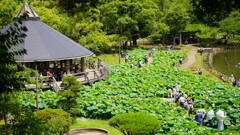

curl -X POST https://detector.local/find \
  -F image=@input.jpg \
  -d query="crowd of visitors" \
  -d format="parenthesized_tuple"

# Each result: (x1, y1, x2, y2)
(167, 84, 194, 114)
(125, 48, 156, 69)
(166, 84, 227, 130)
(42, 58, 106, 82)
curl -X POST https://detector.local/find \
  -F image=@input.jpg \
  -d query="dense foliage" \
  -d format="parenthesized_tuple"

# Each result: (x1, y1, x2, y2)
(19, 90, 60, 109)
(1, 0, 239, 50)
(35, 108, 72, 135)
(0, 14, 28, 134)
(109, 112, 160, 135)
(19, 49, 240, 133)
(191, 0, 240, 25)
(58, 76, 82, 115)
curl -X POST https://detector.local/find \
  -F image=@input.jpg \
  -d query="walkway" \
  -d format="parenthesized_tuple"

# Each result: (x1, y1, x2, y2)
(179, 46, 197, 70)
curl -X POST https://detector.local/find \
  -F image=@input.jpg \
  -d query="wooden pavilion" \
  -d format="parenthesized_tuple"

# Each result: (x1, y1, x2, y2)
(1, 3, 108, 88)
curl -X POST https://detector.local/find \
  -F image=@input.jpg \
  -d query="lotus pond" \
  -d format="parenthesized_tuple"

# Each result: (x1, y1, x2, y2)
(19, 49, 240, 134)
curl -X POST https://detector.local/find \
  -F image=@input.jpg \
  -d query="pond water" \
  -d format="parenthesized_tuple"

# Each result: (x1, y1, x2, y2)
(213, 48, 240, 80)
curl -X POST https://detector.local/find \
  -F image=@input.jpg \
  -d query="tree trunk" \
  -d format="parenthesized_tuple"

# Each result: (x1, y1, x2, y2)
(162, 34, 166, 45)
(179, 32, 182, 45)
(3, 111, 8, 135)
(173, 35, 176, 45)
(123, 41, 128, 49)
(130, 41, 133, 47)
(3, 95, 8, 135)
(133, 39, 137, 46)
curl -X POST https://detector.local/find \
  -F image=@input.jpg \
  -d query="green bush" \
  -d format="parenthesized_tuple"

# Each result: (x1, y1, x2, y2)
(148, 33, 162, 43)
(35, 108, 72, 135)
(109, 112, 160, 135)
(199, 39, 212, 47)
(11, 110, 45, 135)
(60, 76, 82, 89)
(58, 76, 81, 115)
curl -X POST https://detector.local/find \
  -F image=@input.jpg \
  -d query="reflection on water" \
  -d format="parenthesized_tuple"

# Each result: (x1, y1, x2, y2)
(213, 49, 240, 80)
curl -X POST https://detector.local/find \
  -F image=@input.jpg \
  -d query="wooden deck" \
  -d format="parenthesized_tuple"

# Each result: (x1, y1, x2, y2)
(26, 66, 109, 91)
(75, 67, 109, 84)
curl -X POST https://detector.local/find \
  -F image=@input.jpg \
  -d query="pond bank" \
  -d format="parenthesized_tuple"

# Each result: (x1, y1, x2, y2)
(206, 46, 240, 80)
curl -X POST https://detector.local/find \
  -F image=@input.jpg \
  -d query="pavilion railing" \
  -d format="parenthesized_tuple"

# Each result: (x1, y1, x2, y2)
(25, 66, 109, 91)
(73, 66, 109, 84)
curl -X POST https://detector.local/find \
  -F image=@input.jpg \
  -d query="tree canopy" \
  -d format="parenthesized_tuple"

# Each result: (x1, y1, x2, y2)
(0, 0, 239, 52)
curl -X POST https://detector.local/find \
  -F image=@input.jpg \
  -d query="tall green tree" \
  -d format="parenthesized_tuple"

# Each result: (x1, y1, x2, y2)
(57, 76, 82, 116)
(191, 0, 240, 25)
(0, 15, 27, 134)
(219, 11, 240, 44)
(0, 0, 19, 28)
(163, 0, 191, 44)
(100, 0, 167, 46)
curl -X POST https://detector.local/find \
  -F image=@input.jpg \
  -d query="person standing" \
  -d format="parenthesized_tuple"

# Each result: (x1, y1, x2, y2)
(198, 68, 202, 75)
(179, 58, 183, 64)
(168, 87, 173, 98)
(207, 110, 215, 127)
(195, 111, 204, 126)
(137, 60, 143, 68)
(93, 61, 97, 70)
(229, 74, 235, 85)
(179, 95, 185, 108)
(130, 64, 135, 69)
(237, 80, 240, 88)
(196, 108, 206, 125)
(125, 55, 129, 63)
(144, 55, 149, 64)
(216, 110, 226, 130)
(148, 49, 152, 57)
(188, 102, 194, 114)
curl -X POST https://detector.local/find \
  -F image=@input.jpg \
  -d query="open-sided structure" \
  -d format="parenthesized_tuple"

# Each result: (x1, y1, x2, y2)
(1, 3, 107, 85)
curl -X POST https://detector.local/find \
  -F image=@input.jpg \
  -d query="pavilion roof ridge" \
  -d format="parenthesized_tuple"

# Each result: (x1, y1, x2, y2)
(15, 2, 40, 20)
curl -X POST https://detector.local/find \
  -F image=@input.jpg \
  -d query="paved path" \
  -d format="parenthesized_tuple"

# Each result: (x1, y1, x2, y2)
(179, 46, 197, 70)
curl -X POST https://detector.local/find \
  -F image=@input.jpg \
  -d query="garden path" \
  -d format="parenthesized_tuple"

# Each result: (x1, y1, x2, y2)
(179, 46, 198, 69)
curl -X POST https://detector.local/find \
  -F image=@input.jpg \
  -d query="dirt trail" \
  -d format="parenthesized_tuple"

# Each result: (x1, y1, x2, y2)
(179, 46, 197, 70)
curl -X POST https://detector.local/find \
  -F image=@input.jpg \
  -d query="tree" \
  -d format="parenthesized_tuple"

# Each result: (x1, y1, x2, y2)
(219, 11, 240, 44)
(191, 0, 240, 25)
(185, 24, 221, 46)
(57, 76, 82, 115)
(0, 14, 28, 133)
(100, 0, 167, 46)
(0, 0, 18, 28)
(163, 0, 191, 45)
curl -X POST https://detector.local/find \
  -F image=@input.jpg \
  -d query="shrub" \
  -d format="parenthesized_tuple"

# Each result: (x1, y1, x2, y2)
(11, 110, 45, 135)
(60, 76, 82, 89)
(148, 33, 162, 44)
(58, 76, 82, 115)
(109, 112, 160, 135)
(35, 108, 72, 135)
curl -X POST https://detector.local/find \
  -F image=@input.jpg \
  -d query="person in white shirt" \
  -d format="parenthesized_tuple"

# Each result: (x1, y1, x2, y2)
(207, 110, 215, 127)
(179, 95, 185, 108)
(216, 110, 226, 130)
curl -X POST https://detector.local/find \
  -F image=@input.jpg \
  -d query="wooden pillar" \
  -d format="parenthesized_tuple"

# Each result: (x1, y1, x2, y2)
(60, 60, 63, 70)
(70, 59, 73, 71)
(81, 57, 86, 72)
(179, 32, 182, 45)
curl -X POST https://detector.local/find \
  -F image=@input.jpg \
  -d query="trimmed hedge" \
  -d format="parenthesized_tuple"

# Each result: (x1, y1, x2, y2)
(109, 112, 160, 135)
(35, 108, 72, 135)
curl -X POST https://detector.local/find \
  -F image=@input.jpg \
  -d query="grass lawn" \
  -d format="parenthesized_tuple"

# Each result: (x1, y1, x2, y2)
(186, 53, 220, 80)
(177, 45, 220, 80)
(70, 118, 123, 135)
(98, 54, 124, 65)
